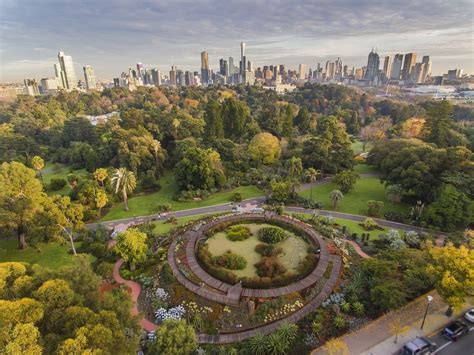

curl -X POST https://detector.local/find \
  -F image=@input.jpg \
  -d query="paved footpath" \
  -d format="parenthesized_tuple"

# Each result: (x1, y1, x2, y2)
(312, 292, 472, 355)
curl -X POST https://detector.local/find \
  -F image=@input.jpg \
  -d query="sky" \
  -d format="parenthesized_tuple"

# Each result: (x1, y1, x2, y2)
(0, 0, 473, 82)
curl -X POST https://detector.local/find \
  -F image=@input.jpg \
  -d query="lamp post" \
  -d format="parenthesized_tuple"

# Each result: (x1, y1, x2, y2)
(421, 295, 434, 330)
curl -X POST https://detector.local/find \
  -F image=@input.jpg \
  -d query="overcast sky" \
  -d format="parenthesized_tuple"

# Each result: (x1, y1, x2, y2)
(0, 0, 473, 82)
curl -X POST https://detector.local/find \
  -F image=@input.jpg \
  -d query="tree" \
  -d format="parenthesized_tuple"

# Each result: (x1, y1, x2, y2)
(359, 117, 392, 151)
(330, 190, 343, 209)
(389, 317, 409, 344)
(151, 319, 197, 355)
(34, 279, 75, 311)
(204, 99, 224, 139)
(111, 168, 136, 211)
(332, 170, 359, 193)
(294, 106, 313, 133)
(427, 243, 474, 311)
(400, 117, 425, 139)
(113, 228, 148, 271)
(248, 132, 281, 165)
(30, 155, 44, 180)
(4, 322, 43, 354)
(367, 200, 384, 217)
(93, 168, 108, 187)
(270, 180, 293, 203)
(325, 338, 349, 355)
(422, 184, 473, 232)
(174, 147, 226, 190)
(422, 100, 453, 147)
(0, 162, 46, 249)
(95, 189, 108, 216)
(305, 167, 321, 201)
(385, 184, 403, 203)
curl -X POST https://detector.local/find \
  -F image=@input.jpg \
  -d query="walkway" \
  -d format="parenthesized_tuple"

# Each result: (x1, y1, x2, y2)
(112, 259, 157, 332)
(344, 239, 371, 259)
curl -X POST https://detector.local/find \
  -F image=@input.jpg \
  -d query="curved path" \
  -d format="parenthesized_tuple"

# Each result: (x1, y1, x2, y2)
(344, 240, 371, 259)
(112, 259, 157, 332)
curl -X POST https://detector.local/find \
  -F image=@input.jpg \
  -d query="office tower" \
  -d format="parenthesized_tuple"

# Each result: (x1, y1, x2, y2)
(136, 62, 144, 78)
(335, 57, 343, 78)
(383, 56, 392, 78)
(228, 56, 235, 75)
(410, 63, 425, 84)
(40, 78, 59, 94)
(201, 51, 210, 85)
(447, 69, 463, 79)
(24, 79, 40, 96)
(53, 63, 64, 89)
(57, 51, 77, 90)
(364, 49, 380, 83)
(390, 54, 403, 80)
(83, 65, 96, 90)
(219, 58, 229, 77)
(247, 60, 253, 72)
(240, 42, 245, 61)
(240, 42, 246, 76)
(298, 64, 306, 80)
(151, 69, 161, 86)
(402, 53, 417, 81)
(325, 61, 335, 80)
(113, 78, 120, 88)
(343, 65, 348, 78)
(355, 68, 364, 80)
(169, 65, 177, 86)
(421, 56, 431, 83)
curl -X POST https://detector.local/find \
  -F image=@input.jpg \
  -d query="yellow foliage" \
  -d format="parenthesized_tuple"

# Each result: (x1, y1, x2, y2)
(325, 338, 349, 355)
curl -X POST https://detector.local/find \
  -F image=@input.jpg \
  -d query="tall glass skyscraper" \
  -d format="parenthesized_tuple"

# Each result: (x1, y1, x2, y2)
(57, 51, 77, 90)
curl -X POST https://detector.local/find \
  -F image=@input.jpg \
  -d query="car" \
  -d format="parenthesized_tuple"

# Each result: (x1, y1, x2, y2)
(251, 207, 264, 213)
(442, 320, 469, 341)
(464, 308, 474, 323)
(399, 337, 436, 355)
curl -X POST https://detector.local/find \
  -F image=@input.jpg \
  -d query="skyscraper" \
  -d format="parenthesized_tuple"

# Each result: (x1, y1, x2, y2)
(151, 68, 161, 86)
(298, 64, 306, 80)
(57, 51, 77, 90)
(169, 65, 177, 86)
(83, 65, 96, 90)
(201, 51, 210, 85)
(390, 54, 404, 80)
(240, 42, 245, 61)
(240, 42, 246, 76)
(219, 58, 228, 77)
(402, 53, 417, 81)
(383, 56, 392, 78)
(364, 49, 380, 83)
(421, 56, 432, 83)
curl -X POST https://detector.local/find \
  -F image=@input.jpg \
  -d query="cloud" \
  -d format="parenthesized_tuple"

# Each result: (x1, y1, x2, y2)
(0, 0, 472, 81)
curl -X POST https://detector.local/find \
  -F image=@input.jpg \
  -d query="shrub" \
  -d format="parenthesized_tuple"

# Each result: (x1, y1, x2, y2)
(49, 178, 67, 191)
(361, 218, 382, 231)
(212, 251, 247, 270)
(96, 261, 114, 281)
(384, 211, 407, 223)
(404, 231, 421, 248)
(257, 227, 289, 244)
(352, 301, 365, 316)
(226, 225, 252, 241)
(255, 243, 282, 257)
(333, 314, 346, 329)
(231, 192, 243, 202)
(255, 257, 287, 278)
(367, 200, 384, 217)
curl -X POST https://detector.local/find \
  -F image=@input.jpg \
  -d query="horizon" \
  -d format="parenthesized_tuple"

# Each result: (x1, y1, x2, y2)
(0, 0, 473, 82)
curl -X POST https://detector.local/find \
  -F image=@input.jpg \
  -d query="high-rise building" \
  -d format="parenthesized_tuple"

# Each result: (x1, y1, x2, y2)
(24, 79, 40, 96)
(151, 69, 161, 86)
(402, 53, 417, 81)
(390, 54, 404, 80)
(201, 51, 210, 85)
(298, 64, 306, 80)
(383, 56, 392, 78)
(83, 65, 96, 90)
(219, 58, 229, 77)
(410, 63, 425, 84)
(229, 57, 236, 75)
(169, 65, 177, 86)
(240, 42, 245, 61)
(364, 49, 380, 83)
(57, 51, 77, 90)
(240, 42, 246, 75)
(136, 63, 144, 79)
(53, 63, 64, 89)
(421, 56, 431, 83)
(40, 78, 59, 94)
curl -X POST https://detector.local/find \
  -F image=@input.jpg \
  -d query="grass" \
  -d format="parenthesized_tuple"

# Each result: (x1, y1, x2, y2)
(299, 176, 410, 218)
(41, 162, 88, 195)
(151, 213, 212, 235)
(351, 140, 372, 155)
(333, 218, 387, 241)
(354, 163, 379, 175)
(0, 239, 94, 269)
(101, 171, 263, 221)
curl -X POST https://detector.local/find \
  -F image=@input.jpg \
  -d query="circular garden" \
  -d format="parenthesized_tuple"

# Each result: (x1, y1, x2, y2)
(197, 220, 319, 288)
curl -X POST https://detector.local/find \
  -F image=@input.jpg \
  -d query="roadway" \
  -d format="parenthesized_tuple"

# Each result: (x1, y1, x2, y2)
(429, 320, 474, 355)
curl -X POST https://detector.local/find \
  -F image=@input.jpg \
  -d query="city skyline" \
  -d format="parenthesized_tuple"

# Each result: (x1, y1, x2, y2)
(1, 0, 473, 82)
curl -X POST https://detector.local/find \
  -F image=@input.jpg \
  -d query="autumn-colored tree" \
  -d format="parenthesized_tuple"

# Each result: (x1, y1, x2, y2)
(150, 319, 197, 355)
(359, 117, 392, 151)
(95, 189, 108, 216)
(401, 117, 425, 139)
(113, 228, 148, 270)
(93, 168, 108, 187)
(111, 168, 136, 211)
(248, 132, 281, 165)
(30, 155, 44, 180)
(427, 243, 474, 311)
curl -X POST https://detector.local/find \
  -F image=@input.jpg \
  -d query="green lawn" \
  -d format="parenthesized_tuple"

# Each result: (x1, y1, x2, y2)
(354, 163, 379, 175)
(41, 162, 88, 195)
(0, 240, 94, 269)
(101, 171, 263, 221)
(299, 176, 410, 218)
(351, 140, 372, 155)
(333, 218, 387, 241)
(151, 213, 213, 235)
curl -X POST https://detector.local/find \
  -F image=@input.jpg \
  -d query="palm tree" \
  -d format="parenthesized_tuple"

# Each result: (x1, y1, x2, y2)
(111, 168, 137, 211)
(306, 168, 321, 201)
(329, 189, 344, 209)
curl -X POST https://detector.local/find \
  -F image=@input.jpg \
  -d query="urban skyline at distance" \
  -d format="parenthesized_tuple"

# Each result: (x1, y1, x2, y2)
(1, 0, 473, 82)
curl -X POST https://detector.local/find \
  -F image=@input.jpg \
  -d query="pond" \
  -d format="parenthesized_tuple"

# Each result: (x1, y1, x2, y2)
(205, 223, 310, 278)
